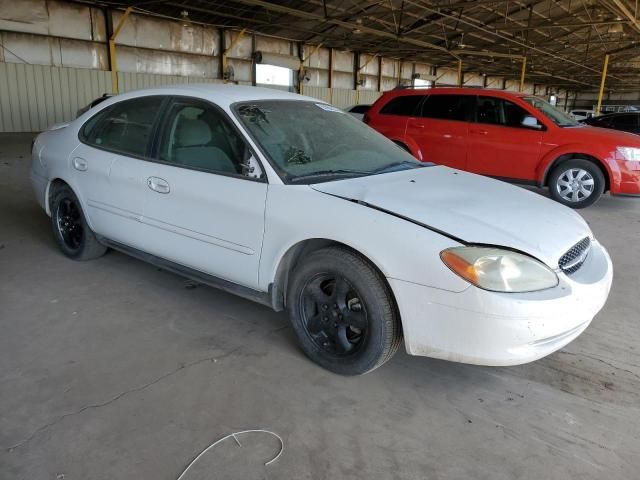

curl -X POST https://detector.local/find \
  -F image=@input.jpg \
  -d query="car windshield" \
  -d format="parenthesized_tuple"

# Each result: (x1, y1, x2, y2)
(234, 100, 425, 183)
(522, 96, 578, 127)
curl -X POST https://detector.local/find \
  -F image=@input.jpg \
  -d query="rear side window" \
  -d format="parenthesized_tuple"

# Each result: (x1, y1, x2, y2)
(379, 95, 423, 116)
(476, 97, 532, 128)
(421, 95, 474, 122)
(81, 96, 164, 157)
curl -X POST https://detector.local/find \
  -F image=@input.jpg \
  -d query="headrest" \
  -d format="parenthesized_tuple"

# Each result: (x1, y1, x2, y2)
(175, 119, 212, 147)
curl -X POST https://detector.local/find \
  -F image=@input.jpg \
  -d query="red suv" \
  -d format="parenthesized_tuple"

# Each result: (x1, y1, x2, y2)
(365, 87, 640, 208)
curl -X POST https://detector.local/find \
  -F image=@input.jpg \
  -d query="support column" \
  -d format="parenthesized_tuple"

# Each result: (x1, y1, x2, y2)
(457, 59, 463, 87)
(108, 6, 133, 94)
(596, 54, 609, 117)
(519, 57, 527, 92)
(328, 47, 334, 104)
(222, 29, 246, 83)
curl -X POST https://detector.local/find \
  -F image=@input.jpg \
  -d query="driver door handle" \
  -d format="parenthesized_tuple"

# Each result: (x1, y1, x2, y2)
(470, 129, 489, 135)
(147, 177, 170, 194)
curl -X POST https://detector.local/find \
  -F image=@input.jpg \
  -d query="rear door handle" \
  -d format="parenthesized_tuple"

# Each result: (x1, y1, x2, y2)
(147, 176, 170, 194)
(72, 157, 88, 171)
(470, 129, 488, 135)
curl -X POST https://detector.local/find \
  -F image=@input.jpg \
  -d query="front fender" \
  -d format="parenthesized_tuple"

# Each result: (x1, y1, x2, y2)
(535, 143, 619, 188)
(259, 185, 469, 294)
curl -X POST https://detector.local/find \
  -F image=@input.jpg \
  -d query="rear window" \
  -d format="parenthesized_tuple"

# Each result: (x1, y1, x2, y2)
(379, 95, 423, 116)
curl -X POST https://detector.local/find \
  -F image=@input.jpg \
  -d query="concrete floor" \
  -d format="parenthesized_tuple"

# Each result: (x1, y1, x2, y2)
(1, 132, 639, 480)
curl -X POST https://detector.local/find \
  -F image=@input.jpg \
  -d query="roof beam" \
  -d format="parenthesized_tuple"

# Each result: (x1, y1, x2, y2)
(224, 0, 456, 56)
(494, 20, 629, 31)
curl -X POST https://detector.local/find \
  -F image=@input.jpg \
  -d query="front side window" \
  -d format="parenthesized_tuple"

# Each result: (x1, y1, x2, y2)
(421, 94, 474, 122)
(234, 100, 424, 184)
(81, 96, 164, 157)
(476, 97, 535, 128)
(379, 95, 424, 116)
(158, 100, 261, 179)
(523, 96, 577, 127)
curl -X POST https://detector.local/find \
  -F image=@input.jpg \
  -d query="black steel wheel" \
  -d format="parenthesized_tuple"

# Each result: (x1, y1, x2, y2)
(55, 197, 83, 251)
(50, 183, 107, 260)
(300, 273, 368, 357)
(287, 247, 402, 375)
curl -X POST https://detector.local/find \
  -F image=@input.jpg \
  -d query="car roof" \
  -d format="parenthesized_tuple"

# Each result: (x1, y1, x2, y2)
(386, 87, 530, 98)
(597, 111, 639, 118)
(107, 83, 318, 108)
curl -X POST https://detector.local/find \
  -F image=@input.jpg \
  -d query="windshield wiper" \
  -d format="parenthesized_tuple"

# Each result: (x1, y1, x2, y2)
(373, 161, 426, 173)
(289, 169, 372, 183)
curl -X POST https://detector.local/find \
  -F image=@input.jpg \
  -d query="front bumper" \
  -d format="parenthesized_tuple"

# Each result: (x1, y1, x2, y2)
(390, 239, 613, 366)
(612, 161, 640, 195)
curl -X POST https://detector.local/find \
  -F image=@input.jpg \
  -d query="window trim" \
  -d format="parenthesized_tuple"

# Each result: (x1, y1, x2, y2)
(78, 94, 267, 184)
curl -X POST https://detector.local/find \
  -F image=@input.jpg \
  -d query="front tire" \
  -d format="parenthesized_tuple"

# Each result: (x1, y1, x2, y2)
(548, 159, 605, 209)
(286, 247, 402, 375)
(50, 184, 107, 260)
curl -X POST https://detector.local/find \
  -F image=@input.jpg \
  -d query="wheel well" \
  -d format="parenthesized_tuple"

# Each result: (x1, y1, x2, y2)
(47, 178, 68, 213)
(270, 239, 398, 315)
(393, 140, 410, 153)
(544, 154, 610, 192)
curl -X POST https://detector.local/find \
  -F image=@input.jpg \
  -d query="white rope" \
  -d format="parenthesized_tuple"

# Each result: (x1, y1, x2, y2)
(176, 429, 283, 480)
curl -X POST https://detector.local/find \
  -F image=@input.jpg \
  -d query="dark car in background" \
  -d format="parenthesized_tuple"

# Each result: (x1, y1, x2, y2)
(583, 112, 640, 135)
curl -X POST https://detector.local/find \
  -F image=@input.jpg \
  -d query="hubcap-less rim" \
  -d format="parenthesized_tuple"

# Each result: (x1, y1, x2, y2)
(56, 198, 83, 250)
(299, 274, 368, 356)
(556, 168, 595, 203)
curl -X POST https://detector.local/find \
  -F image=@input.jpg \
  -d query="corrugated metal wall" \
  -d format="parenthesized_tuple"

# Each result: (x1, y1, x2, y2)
(0, 61, 383, 132)
(116, 71, 225, 93)
(0, 62, 111, 132)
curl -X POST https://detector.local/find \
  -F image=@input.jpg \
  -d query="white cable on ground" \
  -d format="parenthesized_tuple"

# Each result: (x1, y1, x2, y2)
(176, 429, 284, 480)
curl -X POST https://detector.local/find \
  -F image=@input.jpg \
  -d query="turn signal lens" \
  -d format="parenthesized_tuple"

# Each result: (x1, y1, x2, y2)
(440, 246, 559, 293)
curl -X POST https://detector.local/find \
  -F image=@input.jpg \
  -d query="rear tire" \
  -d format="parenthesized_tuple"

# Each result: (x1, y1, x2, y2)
(548, 159, 605, 209)
(286, 247, 402, 375)
(50, 184, 107, 260)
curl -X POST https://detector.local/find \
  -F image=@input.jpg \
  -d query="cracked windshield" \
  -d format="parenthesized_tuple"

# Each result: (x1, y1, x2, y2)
(235, 100, 425, 183)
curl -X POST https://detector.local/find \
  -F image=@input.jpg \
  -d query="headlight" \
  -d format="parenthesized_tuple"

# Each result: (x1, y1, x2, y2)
(440, 247, 558, 293)
(617, 146, 640, 162)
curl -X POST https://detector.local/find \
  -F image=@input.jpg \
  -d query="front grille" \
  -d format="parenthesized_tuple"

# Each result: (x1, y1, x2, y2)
(558, 237, 591, 275)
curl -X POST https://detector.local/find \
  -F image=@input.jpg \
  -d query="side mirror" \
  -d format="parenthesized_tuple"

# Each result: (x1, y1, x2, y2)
(521, 115, 543, 130)
(241, 154, 264, 180)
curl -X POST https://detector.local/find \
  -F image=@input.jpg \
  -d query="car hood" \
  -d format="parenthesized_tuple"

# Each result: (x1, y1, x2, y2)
(310, 166, 592, 268)
(565, 124, 640, 144)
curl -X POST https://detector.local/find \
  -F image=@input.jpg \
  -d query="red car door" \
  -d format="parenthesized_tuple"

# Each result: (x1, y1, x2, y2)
(405, 93, 474, 170)
(466, 96, 544, 180)
(370, 94, 426, 147)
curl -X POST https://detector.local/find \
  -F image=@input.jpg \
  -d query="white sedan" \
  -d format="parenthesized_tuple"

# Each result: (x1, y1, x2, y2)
(30, 85, 613, 375)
